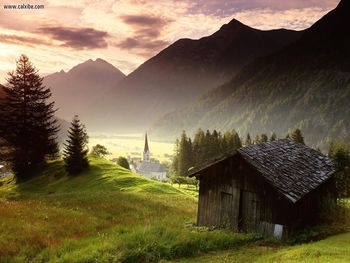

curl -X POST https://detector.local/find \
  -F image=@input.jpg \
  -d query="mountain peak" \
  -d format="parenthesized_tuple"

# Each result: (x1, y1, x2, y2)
(67, 59, 125, 78)
(227, 18, 246, 27)
(336, 0, 349, 9)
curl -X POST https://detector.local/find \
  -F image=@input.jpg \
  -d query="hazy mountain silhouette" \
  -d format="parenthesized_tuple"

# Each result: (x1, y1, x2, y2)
(152, 0, 350, 150)
(44, 58, 125, 126)
(98, 19, 301, 132)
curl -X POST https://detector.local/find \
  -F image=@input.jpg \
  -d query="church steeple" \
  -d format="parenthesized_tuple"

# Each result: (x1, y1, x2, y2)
(143, 133, 150, 161)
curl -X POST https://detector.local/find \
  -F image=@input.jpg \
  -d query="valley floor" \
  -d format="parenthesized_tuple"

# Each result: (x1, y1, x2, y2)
(0, 157, 349, 262)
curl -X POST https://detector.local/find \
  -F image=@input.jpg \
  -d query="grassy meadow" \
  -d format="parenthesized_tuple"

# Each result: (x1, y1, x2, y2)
(0, 157, 258, 262)
(0, 157, 349, 262)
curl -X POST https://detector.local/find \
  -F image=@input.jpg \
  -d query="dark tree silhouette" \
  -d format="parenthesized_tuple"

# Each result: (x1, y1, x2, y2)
(63, 115, 89, 174)
(117, 157, 130, 170)
(291, 129, 305, 144)
(0, 55, 59, 179)
(91, 144, 110, 158)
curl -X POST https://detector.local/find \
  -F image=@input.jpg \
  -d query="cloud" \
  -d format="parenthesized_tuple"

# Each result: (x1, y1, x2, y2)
(187, 0, 338, 16)
(116, 14, 171, 55)
(39, 26, 109, 49)
(0, 34, 52, 47)
(117, 37, 168, 51)
(232, 7, 330, 30)
(120, 14, 168, 27)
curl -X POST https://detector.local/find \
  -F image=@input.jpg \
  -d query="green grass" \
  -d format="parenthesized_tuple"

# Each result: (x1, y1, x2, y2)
(175, 232, 350, 263)
(1, 158, 349, 262)
(0, 157, 258, 262)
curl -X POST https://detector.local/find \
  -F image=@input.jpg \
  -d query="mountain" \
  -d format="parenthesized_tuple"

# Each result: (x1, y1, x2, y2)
(0, 84, 4, 98)
(101, 20, 301, 132)
(44, 58, 125, 126)
(151, 0, 350, 150)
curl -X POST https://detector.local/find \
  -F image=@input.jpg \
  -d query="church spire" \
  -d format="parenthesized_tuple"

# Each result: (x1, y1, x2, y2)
(143, 133, 150, 161)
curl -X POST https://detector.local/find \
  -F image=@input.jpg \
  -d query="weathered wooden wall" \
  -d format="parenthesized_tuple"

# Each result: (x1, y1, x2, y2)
(196, 153, 334, 237)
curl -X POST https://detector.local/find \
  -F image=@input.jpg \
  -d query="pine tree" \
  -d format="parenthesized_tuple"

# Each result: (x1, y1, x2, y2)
(254, 135, 261, 144)
(260, 134, 268, 143)
(270, 132, 277, 141)
(245, 133, 252, 146)
(192, 129, 205, 166)
(291, 129, 305, 144)
(171, 138, 180, 176)
(178, 131, 193, 176)
(232, 129, 242, 149)
(0, 55, 59, 178)
(63, 116, 89, 174)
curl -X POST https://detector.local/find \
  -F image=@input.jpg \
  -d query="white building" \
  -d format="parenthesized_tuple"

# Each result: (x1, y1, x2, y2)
(136, 133, 167, 181)
(0, 163, 8, 178)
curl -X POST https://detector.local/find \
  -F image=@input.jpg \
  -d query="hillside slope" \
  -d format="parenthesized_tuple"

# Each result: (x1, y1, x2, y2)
(97, 20, 301, 132)
(0, 157, 258, 262)
(152, 0, 350, 150)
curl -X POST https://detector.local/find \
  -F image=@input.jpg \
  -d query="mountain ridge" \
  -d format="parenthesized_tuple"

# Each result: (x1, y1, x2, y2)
(44, 58, 125, 126)
(98, 18, 302, 132)
(151, 0, 350, 150)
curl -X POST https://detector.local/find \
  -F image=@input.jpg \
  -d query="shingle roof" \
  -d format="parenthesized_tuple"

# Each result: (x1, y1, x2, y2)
(240, 139, 336, 202)
(190, 139, 335, 203)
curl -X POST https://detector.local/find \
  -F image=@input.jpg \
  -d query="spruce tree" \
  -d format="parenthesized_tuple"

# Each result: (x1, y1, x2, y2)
(193, 129, 205, 166)
(270, 133, 277, 141)
(178, 131, 193, 176)
(0, 55, 59, 178)
(260, 134, 268, 143)
(291, 129, 305, 144)
(232, 129, 242, 149)
(245, 133, 252, 146)
(63, 116, 89, 174)
(254, 135, 261, 144)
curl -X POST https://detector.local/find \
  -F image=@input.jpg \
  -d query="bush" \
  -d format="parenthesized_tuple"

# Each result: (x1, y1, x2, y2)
(169, 175, 198, 189)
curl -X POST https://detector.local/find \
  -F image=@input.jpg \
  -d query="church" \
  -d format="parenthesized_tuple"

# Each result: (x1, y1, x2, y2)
(136, 134, 167, 181)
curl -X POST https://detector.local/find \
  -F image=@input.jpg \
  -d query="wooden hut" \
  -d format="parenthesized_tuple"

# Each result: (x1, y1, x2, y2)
(189, 139, 336, 238)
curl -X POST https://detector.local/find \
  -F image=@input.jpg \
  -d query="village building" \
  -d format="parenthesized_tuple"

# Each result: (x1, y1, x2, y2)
(189, 139, 336, 238)
(0, 163, 9, 179)
(136, 133, 167, 181)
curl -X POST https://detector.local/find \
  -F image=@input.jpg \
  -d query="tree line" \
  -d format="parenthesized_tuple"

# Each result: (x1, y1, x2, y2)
(0, 55, 90, 180)
(171, 128, 305, 177)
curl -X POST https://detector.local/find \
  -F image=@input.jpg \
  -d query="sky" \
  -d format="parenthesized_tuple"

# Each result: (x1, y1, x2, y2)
(0, 0, 340, 83)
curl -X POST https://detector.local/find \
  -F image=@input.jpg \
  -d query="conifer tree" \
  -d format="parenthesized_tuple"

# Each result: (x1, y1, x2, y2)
(193, 129, 205, 166)
(260, 134, 268, 143)
(270, 132, 277, 141)
(171, 138, 180, 176)
(291, 129, 305, 144)
(178, 131, 193, 176)
(63, 116, 89, 174)
(232, 129, 242, 149)
(245, 133, 252, 146)
(0, 55, 59, 178)
(254, 135, 261, 144)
